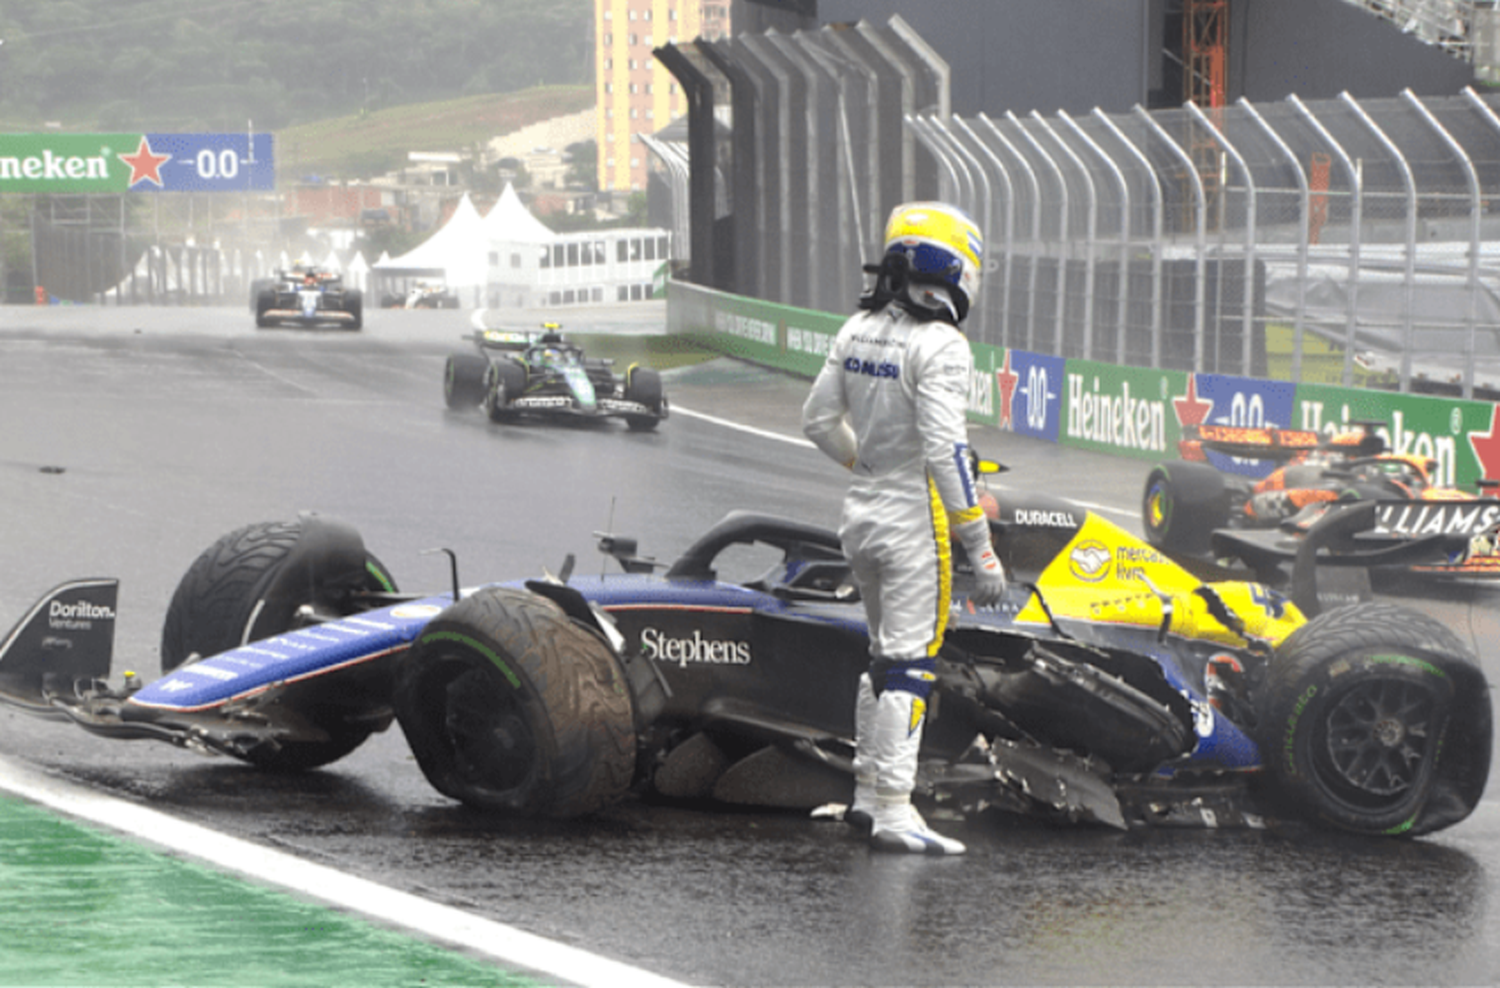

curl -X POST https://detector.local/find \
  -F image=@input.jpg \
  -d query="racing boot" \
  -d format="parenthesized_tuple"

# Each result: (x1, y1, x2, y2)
(869, 801, 966, 856)
(864, 683, 965, 856)
(846, 673, 878, 835)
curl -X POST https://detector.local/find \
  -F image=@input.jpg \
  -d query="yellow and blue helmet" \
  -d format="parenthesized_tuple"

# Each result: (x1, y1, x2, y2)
(881, 201, 983, 320)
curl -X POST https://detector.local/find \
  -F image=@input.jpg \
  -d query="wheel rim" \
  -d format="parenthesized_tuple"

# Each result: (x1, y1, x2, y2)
(1145, 482, 1169, 534)
(1320, 676, 1439, 801)
(443, 666, 536, 793)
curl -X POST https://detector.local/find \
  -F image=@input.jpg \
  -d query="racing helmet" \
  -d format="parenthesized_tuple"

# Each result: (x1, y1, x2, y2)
(877, 201, 983, 322)
(542, 347, 561, 366)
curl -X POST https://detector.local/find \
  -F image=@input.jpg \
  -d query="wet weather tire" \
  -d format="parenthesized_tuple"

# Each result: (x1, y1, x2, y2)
(254, 289, 276, 328)
(344, 289, 363, 330)
(623, 365, 664, 432)
(158, 514, 399, 771)
(394, 587, 637, 818)
(484, 361, 526, 423)
(444, 353, 489, 409)
(1255, 602, 1492, 837)
(1141, 462, 1229, 556)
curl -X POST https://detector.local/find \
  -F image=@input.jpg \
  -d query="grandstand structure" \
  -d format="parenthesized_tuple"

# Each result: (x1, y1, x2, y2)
(1344, 1, 1498, 70)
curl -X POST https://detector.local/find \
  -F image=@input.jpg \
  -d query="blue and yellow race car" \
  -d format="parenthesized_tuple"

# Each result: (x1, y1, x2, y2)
(0, 474, 1489, 838)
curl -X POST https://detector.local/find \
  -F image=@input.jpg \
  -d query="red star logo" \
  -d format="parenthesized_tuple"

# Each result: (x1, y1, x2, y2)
(1468, 405, 1500, 482)
(995, 350, 1019, 430)
(1172, 373, 1213, 428)
(118, 137, 170, 188)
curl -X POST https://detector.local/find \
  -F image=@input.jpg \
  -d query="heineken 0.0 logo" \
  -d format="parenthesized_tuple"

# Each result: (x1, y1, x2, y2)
(0, 132, 274, 192)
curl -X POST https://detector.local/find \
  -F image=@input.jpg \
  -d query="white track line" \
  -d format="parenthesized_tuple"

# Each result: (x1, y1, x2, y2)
(0, 755, 693, 988)
(671, 403, 1137, 521)
(672, 404, 815, 448)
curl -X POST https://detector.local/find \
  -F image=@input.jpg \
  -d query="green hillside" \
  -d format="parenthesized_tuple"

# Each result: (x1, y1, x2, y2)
(0, 0, 592, 132)
(276, 86, 595, 181)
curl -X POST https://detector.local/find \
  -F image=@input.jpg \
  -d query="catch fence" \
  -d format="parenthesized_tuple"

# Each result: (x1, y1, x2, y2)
(910, 88, 1500, 399)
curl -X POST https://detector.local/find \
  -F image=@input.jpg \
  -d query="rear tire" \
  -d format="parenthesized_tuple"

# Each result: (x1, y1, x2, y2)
(1141, 462, 1229, 555)
(394, 587, 637, 818)
(344, 289, 363, 330)
(254, 289, 276, 329)
(1255, 602, 1492, 836)
(158, 515, 399, 771)
(444, 353, 489, 410)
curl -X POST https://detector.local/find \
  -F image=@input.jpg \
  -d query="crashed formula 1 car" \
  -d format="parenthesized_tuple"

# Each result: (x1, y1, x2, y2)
(1143, 421, 1500, 579)
(443, 324, 668, 431)
(254, 266, 363, 330)
(0, 474, 1490, 838)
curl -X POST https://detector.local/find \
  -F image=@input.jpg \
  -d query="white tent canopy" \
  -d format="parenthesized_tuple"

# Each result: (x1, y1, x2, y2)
(482, 182, 554, 243)
(345, 251, 370, 293)
(373, 192, 488, 291)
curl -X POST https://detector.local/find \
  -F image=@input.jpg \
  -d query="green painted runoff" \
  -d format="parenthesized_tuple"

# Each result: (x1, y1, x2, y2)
(0, 795, 544, 987)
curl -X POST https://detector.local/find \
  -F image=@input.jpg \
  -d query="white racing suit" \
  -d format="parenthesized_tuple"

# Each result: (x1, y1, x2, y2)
(801, 297, 986, 854)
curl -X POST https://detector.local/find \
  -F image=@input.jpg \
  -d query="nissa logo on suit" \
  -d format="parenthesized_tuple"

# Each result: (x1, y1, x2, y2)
(843, 357, 900, 379)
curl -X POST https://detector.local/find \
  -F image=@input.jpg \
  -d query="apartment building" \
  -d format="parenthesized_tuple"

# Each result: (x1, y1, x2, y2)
(595, 0, 730, 192)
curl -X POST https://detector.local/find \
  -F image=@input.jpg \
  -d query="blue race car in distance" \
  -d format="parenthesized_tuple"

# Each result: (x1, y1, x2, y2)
(254, 265, 363, 330)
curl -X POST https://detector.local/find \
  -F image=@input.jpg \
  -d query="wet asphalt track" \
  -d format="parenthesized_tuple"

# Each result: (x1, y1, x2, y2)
(1, 304, 1498, 986)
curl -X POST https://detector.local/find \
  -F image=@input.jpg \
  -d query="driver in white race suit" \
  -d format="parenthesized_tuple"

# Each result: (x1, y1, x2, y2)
(802, 202, 1006, 856)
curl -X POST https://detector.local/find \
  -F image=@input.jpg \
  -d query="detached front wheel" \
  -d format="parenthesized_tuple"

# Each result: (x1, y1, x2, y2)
(1255, 602, 1492, 837)
(394, 587, 637, 818)
(158, 513, 400, 771)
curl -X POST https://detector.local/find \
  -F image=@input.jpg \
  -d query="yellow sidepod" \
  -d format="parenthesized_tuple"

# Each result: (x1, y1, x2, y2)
(1012, 512, 1304, 648)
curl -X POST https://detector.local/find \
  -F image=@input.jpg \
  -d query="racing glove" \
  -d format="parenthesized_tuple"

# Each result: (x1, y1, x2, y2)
(955, 517, 1006, 607)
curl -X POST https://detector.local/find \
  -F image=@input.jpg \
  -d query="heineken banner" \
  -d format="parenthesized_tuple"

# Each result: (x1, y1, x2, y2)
(665, 280, 1500, 487)
(1289, 381, 1500, 488)
(0, 133, 274, 193)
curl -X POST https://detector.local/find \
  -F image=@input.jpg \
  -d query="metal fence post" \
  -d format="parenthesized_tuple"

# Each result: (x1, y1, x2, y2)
(1185, 102, 1259, 376)
(1061, 111, 1131, 366)
(1447, 87, 1493, 399)
(1238, 97, 1310, 384)
(954, 116, 1015, 344)
(1091, 109, 1164, 369)
(978, 114, 1043, 352)
(1341, 92, 1417, 392)
(906, 115, 964, 204)
(1135, 106, 1206, 373)
(1007, 110, 1070, 358)
(1032, 111, 1098, 360)
(932, 116, 995, 344)
(1289, 94, 1362, 389)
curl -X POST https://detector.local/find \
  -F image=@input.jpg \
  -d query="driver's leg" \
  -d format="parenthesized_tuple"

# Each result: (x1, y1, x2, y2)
(856, 497, 964, 855)
(864, 657, 965, 855)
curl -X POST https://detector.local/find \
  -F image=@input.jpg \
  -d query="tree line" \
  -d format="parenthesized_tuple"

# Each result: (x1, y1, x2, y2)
(0, 0, 593, 132)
